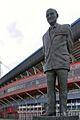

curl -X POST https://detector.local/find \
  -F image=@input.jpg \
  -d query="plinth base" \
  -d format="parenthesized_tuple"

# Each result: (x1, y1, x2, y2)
(32, 116, 79, 120)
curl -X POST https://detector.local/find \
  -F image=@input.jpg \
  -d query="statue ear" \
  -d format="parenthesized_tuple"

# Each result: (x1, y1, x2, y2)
(57, 13, 59, 18)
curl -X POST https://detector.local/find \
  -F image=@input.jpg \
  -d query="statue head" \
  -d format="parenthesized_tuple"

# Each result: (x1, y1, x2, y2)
(46, 8, 58, 26)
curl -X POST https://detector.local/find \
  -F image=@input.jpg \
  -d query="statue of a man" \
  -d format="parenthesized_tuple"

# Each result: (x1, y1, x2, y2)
(42, 8, 73, 116)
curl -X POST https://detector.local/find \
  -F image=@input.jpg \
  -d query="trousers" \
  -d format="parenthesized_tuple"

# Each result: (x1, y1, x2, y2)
(46, 69, 68, 116)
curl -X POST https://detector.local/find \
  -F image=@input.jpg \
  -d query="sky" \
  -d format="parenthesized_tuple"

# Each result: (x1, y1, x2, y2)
(0, 0, 80, 77)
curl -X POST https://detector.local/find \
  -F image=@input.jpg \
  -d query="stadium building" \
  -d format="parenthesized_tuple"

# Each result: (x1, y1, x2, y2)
(0, 18, 80, 119)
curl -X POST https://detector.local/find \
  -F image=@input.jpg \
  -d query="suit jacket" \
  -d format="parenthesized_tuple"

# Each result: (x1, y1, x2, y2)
(42, 23, 73, 72)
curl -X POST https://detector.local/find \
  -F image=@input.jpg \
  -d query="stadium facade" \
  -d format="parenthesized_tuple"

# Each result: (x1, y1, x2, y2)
(0, 18, 80, 119)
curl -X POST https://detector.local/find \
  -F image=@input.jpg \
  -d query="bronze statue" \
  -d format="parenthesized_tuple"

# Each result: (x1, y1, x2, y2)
(42, 8, 73, 116)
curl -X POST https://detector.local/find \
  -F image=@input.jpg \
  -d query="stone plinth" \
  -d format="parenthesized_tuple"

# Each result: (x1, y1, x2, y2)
(32, 116, 79, 120)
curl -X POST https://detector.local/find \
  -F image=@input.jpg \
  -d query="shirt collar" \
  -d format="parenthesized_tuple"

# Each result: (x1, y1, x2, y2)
(50, 23, 58, 29)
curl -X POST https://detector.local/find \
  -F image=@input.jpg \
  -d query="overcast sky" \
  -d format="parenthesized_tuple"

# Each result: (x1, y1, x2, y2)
(0, 0, 80, 77)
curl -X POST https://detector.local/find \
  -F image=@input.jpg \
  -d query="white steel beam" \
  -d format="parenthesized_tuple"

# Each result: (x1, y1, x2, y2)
(37, 89, 46, 97)
(0, 99, 8, 105)
(4, 98, 13, 105)
(9, 96, 19, 105)
(74, 82, 80, 89)
(25, 92, 37, 102)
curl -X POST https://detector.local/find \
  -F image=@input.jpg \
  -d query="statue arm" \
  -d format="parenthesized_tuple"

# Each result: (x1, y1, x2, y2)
(66, 25, 74, 54)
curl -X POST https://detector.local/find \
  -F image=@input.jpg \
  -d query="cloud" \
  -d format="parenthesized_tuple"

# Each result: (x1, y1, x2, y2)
(7, 22, 23, 43)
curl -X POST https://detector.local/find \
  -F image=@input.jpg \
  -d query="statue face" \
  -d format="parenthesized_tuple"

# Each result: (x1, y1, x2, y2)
(46, 9, 58, 25)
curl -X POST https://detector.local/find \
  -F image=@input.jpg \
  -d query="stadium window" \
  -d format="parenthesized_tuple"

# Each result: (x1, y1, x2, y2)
(72, 105, 76, 110)
(36, 80, 39, 84)
(78, 105, 80, 110)
(74, 68, 80, 76)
